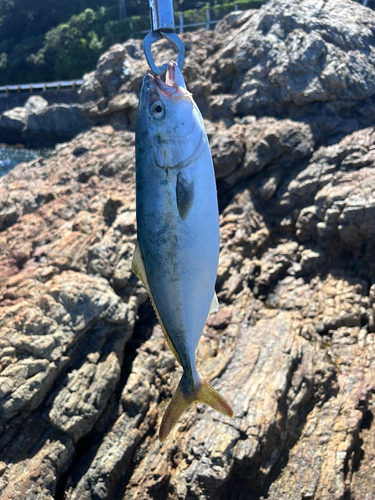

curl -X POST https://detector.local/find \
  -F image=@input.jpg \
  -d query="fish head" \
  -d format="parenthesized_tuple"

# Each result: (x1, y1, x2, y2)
(136, 62, 205, 170)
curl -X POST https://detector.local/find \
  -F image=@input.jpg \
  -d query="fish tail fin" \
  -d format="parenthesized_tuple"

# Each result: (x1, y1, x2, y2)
(159, 372, 233, 442)
(198, 377, 234, 418)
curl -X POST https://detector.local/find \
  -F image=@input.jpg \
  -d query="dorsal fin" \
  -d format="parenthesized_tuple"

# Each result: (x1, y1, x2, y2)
(209, 292, 219, 314)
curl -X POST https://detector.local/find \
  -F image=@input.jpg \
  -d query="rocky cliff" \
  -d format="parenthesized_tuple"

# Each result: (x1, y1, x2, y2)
(0, 95, 92, 148)
(1, 0, 375, 499)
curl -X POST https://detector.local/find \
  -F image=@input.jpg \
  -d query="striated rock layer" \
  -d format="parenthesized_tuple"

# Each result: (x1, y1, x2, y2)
(1, 0, 375, 499)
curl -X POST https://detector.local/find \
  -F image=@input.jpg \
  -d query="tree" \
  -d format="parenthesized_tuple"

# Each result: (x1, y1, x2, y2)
(27, 8, 106, 81)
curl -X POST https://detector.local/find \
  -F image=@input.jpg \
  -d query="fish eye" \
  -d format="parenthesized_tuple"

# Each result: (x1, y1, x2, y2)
(151, 101, 165, 119)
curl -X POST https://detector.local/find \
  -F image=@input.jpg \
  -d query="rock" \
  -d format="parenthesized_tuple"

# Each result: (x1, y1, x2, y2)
(243, 118, 314, 174)
(0, 131, 373, 499)
(211, 123, 246, 179)
(0, 98, 92, 147)
(212, 0, 375, 121)
(284, 127, 375, 279)
(206, 308, 232, 329)
(25, 103, 92, 146)
(214, 9, 257, 35)
(0, 107, 28, 144)
(209, 117, 315, 194)
(78, 0, 375, 143)
(208, 94, 235, 120)
(24, 95, 48, 114)
(79, 30, 217, 127)
(0, 0, 375, 498)
(0, 107, 27, 132)
(79, 41, 148, 129)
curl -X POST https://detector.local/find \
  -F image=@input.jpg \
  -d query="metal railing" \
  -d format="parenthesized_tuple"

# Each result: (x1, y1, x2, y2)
(0, 80, 83, 95)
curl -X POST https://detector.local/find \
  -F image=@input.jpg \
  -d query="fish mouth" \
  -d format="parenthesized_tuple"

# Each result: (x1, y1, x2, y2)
(150, 62, 190, 100)
(152, 73, 174, 98)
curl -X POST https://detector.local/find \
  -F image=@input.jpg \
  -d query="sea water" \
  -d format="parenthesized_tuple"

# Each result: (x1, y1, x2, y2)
(0, 146, 51, 177)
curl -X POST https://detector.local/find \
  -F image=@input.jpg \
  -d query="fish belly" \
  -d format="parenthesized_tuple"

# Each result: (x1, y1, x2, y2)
(136, 146, 219, 373)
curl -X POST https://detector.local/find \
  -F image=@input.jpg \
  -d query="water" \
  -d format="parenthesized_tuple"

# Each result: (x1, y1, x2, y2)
(0, 145, 51, 177)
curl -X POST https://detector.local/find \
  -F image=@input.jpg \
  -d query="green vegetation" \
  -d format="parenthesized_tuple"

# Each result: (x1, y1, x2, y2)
(26, 8, 107, 82)
(0, 0, 116, 84)
(0, 0, 264, 85)
(0, 0, 374, 85)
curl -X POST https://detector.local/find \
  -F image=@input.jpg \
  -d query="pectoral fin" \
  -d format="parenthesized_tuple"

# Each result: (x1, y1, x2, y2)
(176, 171, 194, 221)
(209, 292, 219, 314)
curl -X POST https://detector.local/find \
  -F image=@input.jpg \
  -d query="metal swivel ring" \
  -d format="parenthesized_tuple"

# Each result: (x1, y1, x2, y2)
(143, 30, 185, 76)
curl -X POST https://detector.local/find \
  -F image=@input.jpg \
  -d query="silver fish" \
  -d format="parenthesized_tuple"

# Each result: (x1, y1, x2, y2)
(133, 62, 233, 441)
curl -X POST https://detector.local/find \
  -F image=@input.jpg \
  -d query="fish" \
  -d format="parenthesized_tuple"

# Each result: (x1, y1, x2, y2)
(132, 61, 233, 442)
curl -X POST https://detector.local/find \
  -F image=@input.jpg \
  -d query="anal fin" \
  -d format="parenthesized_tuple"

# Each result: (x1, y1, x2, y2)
(132, 242, 151, 293)
(132, 242, 182, 366)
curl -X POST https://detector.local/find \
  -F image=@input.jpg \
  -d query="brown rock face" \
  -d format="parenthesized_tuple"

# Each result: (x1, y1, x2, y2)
(79, 0, 375, 139)
(1, 0, 375, 499)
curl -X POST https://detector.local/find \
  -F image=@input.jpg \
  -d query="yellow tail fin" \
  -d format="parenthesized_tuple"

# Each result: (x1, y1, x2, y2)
(159, 373, 233, 442)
